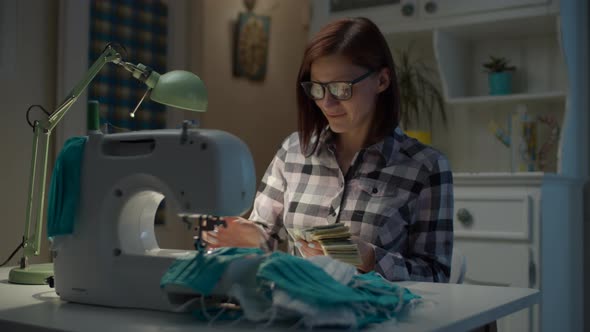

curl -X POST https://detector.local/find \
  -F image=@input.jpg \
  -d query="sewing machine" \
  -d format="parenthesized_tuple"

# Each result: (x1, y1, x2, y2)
(51, 126, 256, 311)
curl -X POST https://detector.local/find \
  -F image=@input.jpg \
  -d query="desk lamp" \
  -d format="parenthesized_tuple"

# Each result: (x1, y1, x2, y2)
(8, 44, 208, 284)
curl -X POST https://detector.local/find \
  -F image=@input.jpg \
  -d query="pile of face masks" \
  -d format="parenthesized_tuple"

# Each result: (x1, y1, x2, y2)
(161, 247, 420, 329)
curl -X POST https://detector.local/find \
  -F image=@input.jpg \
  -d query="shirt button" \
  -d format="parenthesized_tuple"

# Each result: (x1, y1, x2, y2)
(372, 187, 378, 194)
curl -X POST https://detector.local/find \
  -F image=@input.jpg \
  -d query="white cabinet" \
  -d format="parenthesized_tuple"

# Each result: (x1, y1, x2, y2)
(454, 175, 538, 332)
(454, 173, 582, 332)
(313, 1, 419, 34)
(420, 0, 552, 18)
(311, 0, 559, 35)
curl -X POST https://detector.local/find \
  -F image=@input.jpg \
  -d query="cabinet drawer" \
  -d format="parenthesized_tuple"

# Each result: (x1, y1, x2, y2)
(456, 240, 534, 332)
(454, 193, 532, 240)
(456, 241, 533, 287)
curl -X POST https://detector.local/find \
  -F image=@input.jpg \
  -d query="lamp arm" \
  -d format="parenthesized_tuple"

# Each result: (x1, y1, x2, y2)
(22, 122, 51, 261)
(20, 45, 123, 264)
(44, 46, 122, 132)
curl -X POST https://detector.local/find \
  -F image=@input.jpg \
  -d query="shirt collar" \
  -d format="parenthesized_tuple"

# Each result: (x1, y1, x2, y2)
(318, 126, 337, 153)
(316, 125, 405, 164)
(368, 126, 404, 160)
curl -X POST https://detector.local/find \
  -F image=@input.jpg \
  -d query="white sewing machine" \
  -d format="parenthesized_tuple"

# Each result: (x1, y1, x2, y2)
(51, 126, 256, 311)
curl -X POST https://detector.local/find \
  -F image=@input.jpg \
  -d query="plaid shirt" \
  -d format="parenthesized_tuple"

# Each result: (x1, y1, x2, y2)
(249, 126, 453, 282)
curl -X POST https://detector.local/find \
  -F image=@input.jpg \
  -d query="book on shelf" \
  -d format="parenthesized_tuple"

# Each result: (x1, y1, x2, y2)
(291, 223, 362, 266)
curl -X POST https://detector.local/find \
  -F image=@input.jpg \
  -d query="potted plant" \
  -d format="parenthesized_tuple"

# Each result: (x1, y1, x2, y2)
(394, 46, 447, 144)
(482, 56, 516, 95)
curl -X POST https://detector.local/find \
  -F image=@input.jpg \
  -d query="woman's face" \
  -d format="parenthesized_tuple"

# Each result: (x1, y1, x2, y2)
(310, 55, 389, 137)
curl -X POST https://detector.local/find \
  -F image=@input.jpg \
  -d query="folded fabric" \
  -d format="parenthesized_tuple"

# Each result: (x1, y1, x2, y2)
(47, 136, 87, 237)
(161, 248, 420, 329)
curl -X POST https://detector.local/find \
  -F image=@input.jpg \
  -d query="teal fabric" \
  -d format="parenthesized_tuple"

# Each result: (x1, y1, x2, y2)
(161, 249, 420, 329)
(47, 136, 87, 237)
(161, 247, 264, 296)
(257, 252, 420, 327)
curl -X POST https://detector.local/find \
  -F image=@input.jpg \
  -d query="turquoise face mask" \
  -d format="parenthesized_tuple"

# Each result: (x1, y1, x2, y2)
(257, 252, 420, 328)
(161, 247, 264, 297)
(47, 136, 88, 237)
(161, 248, 420, 329)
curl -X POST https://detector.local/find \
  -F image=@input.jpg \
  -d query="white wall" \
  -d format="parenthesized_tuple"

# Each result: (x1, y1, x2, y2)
(0, 0, 58, 265)
(188, 0, 310, 184)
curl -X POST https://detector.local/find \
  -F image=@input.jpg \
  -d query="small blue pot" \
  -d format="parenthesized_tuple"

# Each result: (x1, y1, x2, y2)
(488, 72, 512, 95)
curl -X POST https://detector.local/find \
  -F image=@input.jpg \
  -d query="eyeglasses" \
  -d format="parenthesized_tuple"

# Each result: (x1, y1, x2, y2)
(300, 70, 374, 101)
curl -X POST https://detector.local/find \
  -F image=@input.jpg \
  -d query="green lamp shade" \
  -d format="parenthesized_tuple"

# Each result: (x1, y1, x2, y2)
(150, 70, 208, 112)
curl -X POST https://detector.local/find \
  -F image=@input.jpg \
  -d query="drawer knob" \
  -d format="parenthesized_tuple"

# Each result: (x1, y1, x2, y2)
(424, 1, 438, 14)
(457, 208, 473, 226)
(401, 2, 415, 16)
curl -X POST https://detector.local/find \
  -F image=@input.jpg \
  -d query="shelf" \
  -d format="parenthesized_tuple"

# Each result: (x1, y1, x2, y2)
(433, 14, 566, 102)
(446, 91, 567, 106)
(438, 14, 557, 41)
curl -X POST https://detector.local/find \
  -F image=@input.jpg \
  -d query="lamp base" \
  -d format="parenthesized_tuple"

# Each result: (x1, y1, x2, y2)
(9, 263, 54, 285)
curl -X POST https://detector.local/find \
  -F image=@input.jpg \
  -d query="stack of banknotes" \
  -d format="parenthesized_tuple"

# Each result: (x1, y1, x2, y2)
(292, 223, 362, 266)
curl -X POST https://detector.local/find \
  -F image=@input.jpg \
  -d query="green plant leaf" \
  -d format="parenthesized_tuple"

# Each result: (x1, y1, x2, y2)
(394, 44, 446, 131)
(482, 55, 516, 73)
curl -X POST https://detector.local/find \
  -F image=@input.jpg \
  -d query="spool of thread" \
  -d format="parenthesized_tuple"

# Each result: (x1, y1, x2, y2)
(87, 100, 100, 132)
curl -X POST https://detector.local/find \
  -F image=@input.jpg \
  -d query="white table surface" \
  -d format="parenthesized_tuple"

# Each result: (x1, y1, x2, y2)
(0, 266, 539, 332)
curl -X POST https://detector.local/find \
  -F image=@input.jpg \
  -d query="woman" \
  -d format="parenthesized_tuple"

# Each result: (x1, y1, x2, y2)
(203, 17, 453, 282)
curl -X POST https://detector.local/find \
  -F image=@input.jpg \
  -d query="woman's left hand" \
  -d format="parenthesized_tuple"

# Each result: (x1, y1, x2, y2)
(351, 236, 376, 273)
(296, 240, 325, 258)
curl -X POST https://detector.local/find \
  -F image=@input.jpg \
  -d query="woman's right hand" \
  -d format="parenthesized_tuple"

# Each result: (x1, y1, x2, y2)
(201, 217, 265, 249)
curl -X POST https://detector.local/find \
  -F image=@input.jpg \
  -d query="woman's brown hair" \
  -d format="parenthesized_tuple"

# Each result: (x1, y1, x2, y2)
(296, 17, 400, 155)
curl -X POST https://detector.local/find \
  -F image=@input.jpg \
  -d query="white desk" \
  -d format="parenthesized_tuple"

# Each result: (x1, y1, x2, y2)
(0, 266, 538, 332)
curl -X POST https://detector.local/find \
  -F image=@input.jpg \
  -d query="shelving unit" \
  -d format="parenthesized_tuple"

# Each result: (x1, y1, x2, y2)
(434, 15, 566, 100)
(429, 13, 566, 174)
(446, 91, 566, 106)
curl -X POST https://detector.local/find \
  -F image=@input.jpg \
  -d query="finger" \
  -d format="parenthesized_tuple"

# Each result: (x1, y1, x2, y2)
(202, 231, 219, 244)
(207, 229, 237, 247)
(233, 217, 251, 224)
(295, 241, 307, 255)
(226, 216, 251, 226)
(207, 230, 220, 239)
(299, 242, 323, 257)
(206, 241, 221, 249)
(298, 244, 310, 257)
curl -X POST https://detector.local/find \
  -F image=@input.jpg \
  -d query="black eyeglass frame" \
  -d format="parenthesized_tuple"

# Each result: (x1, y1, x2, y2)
(300, 70, 374, 101)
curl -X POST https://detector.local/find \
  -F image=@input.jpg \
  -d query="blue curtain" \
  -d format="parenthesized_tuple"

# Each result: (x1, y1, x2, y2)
(89, 0, 168, 131)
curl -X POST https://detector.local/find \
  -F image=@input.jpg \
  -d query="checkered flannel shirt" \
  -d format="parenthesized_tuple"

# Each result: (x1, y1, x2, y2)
(249, 126, 454, 282)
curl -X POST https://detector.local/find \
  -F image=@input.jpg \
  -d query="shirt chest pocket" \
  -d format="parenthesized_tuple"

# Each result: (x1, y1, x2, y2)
(350, 179, 409, 226)
(357, 179, 397, 197)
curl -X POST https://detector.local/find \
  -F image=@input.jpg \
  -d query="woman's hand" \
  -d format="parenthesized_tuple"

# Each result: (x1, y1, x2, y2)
(202, 217, 264, 249)
(351, 236, 376, 273)
(296, 240, 325, 257)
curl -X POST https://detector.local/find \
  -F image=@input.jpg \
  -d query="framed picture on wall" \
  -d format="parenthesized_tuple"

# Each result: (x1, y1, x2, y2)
(233, 12, 271, 81)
